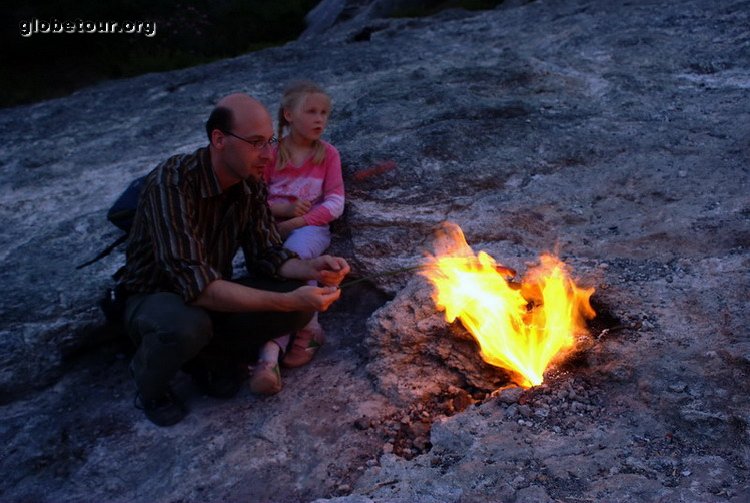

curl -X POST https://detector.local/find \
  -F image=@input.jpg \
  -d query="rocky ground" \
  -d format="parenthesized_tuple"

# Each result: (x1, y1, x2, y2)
(1, 0, 749, 501)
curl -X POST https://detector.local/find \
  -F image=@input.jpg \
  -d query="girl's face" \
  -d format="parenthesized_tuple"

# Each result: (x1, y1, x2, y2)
(285, 92, 330, 143)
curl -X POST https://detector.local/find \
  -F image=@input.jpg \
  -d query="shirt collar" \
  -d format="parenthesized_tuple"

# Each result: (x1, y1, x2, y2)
(198, 147, 223, 198)
(198, 146, 261, 199)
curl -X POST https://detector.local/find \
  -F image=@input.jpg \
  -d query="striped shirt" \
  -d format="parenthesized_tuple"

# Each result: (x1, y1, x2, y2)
(118, 147, 297, 302)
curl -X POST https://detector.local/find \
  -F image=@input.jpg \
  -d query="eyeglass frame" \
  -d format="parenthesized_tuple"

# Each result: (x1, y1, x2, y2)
(221, 130, 279, 150)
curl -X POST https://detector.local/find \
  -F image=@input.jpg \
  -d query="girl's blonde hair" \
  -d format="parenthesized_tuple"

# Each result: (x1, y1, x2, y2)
(276, 80, 331, 170)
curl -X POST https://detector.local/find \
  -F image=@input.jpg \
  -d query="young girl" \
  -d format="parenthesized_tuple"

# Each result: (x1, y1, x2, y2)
(249, 80, 345, 395)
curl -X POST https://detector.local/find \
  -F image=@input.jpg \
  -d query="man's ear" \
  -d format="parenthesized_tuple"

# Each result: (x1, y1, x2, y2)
(210, 129, 225, 148)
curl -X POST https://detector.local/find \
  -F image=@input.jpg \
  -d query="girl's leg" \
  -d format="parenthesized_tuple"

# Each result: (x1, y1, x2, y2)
(283, 225, 331, 260)
(281, 225, 331, 367)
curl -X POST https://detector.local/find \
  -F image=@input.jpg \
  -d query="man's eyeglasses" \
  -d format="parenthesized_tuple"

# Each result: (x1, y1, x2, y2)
(222, 130, 279, 150)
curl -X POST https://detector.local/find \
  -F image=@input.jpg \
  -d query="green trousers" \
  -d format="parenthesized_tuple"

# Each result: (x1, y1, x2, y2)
(124, 277, 312, 401)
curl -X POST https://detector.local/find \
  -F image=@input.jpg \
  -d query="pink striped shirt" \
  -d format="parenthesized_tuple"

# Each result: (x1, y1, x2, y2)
(263, 140, 345, 226)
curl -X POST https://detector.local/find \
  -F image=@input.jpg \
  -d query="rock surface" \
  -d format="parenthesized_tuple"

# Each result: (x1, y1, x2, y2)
(1, 0, 749, 501)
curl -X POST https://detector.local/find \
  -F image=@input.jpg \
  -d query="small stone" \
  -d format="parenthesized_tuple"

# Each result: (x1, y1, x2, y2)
(496, 386, 525, 404)
(413, 436, 430, 450)
(383, 442, 394, 454)
(534, 407, 549, 418)
(337, 484, 351, 493)
(354, 417, 371, 430)
(669, 383, 687, 393)
(681, 469, 692, 477)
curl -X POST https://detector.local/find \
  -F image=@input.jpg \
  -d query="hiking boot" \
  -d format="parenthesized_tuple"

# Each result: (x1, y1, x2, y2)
(249, 361, 282, 395)
(281, 326, 325, 368)
(188, 366, 244, 399)
(135, 389, 187, 427)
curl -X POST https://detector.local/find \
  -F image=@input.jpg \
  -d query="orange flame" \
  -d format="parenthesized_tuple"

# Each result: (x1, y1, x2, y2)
(421, 223, 596, 388)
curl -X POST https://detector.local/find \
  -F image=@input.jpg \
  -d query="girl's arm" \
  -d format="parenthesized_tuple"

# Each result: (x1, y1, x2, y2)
(303, 146, 345, 226)
(277, 216, 306, 238)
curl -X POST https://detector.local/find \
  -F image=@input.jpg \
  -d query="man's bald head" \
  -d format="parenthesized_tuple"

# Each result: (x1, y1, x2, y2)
(205, 93, 272, 144)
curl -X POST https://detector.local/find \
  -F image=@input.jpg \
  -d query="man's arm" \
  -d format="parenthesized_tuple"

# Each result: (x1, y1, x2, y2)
(279, 255, 350, 286)
(191, 278, 341, 312)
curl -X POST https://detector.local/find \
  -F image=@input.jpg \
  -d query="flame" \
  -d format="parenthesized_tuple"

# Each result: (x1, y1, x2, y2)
(421, 223, 596, 388)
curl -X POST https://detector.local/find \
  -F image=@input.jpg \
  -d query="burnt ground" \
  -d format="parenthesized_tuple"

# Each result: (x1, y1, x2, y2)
(1, 0, 749, 501)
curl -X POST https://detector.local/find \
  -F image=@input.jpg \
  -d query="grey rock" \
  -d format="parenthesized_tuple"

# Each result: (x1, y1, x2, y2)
(1, 0, 749, 502)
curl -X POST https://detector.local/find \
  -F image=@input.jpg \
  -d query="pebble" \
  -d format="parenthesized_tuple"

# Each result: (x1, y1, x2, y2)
(354, 417, 371, 430)
(669, 383, 688, 393)
(497, 386, 524, 404)
(414, 436, 430, 450)
(383, 442, 394, 454)
(337, 484, 351, 493)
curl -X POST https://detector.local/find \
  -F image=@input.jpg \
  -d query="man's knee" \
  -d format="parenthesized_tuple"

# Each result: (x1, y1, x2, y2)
(128, 292, 213, 355)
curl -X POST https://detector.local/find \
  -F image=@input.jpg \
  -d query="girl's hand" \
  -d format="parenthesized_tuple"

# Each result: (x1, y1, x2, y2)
(277, 220, 294, 239)
(277, 216, 306, 239)
(291, 199, 312, 216)
(270, 199, 311, 219)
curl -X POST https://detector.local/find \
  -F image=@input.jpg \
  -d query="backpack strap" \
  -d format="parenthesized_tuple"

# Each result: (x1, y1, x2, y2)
(75, 233, 128, 269)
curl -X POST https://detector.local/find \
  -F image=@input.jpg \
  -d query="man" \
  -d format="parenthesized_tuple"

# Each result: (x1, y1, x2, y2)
(117, 93, 349, 427)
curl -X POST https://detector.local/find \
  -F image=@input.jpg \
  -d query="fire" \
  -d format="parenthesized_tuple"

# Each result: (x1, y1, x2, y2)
(421, 223, 596, 388)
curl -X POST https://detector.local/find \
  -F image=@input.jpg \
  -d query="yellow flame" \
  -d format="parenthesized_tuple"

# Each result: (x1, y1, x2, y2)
(421, 223, 596, 388)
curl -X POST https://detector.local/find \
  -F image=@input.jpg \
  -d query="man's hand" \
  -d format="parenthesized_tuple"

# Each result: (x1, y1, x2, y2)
(310, 255, 350, 286)
(279, 255, 351, 286)
(287, 285, 341, 312)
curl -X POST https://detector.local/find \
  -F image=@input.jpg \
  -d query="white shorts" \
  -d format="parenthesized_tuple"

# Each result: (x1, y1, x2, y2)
(283, 225, 331, 260)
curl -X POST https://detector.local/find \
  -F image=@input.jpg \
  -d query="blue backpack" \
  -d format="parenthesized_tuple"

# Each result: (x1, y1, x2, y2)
(77, 175, 146, 269)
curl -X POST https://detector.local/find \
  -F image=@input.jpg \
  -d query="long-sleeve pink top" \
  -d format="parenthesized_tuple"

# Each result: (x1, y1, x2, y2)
(263, 140, 345, 226)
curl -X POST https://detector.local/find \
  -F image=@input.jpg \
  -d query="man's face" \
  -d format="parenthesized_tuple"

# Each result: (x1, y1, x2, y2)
(219, 109, 275, 183)
(223, 129, 274, 182)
